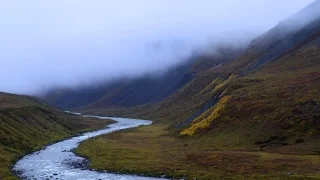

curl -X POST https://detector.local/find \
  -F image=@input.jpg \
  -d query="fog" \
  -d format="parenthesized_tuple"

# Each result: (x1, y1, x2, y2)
(0, 0, 314, 95)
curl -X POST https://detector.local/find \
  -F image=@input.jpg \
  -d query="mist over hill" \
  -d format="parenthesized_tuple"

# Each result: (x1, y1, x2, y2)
(0, 0, 314, 95)
(42, 0, 320, 111)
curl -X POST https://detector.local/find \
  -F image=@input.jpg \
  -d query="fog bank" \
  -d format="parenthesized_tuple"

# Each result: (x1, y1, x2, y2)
(0, 0, 314, 95)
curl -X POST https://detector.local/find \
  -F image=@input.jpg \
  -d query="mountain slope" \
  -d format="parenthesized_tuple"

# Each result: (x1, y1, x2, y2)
(182, 39, 320, 141)
(77, 45, 320, 177)
(75, 2, 320, 179)
(44, 57, 197, 110)
(77, 59, 196, 109)
(85, 0, 320, 126)
(43, 44, 244, 111)
(0, 92, 113, 179)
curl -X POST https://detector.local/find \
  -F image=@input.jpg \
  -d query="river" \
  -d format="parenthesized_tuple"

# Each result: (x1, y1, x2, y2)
(13, 114, 167, 180)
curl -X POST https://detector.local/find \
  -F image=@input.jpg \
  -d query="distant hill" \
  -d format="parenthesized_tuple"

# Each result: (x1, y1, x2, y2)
(43, 57, 196, 109)
(43, 48, 241, 110)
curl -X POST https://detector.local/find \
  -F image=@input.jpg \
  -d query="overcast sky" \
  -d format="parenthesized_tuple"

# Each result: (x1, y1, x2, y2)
(0, 0, 314, 95)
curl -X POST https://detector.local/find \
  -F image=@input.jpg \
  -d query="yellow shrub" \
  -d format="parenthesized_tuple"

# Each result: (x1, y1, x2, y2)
(181, 95, 231, 136)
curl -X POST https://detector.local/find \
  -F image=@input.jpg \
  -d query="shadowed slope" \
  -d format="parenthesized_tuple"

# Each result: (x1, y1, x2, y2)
(44, 58, 197, 110)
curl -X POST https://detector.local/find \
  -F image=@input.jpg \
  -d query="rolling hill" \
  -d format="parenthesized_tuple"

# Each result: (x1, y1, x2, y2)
(0, 92, 113, 179)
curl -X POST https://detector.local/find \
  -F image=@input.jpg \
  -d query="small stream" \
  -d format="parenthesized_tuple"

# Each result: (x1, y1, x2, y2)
(13, 114, 167, 180)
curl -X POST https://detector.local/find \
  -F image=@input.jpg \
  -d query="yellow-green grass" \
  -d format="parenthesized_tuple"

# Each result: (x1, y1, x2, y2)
(76, 124, 320, 180)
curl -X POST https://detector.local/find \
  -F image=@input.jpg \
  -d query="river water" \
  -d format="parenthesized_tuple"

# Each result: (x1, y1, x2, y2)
(13, 114, 166, 180)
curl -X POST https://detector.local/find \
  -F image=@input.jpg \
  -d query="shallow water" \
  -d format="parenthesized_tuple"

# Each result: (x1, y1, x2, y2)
(13, 114, 166, 180)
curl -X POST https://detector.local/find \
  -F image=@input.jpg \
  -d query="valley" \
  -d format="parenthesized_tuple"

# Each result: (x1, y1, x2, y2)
(13, 114, 164, 180)
(1, 1, 320, 180)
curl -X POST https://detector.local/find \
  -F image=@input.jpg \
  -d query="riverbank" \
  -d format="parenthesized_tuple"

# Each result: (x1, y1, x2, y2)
(13, 116, 165, 180)
(11, 116, 116, 178)
(0, 106, 114, 180)
(76, 123, 320, 180)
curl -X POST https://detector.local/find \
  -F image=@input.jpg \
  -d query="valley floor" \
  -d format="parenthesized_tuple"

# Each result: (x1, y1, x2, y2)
(76, 123, 320, 180)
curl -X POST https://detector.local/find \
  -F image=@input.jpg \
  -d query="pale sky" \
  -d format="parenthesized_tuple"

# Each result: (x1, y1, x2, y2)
(0, 0, 315, 95)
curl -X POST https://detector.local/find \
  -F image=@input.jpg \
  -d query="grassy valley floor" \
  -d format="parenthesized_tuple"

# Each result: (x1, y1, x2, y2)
(76, 124, 320, 180)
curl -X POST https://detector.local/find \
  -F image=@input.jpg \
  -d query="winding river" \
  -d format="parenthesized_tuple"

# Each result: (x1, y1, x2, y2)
(13, 114, 167, 180)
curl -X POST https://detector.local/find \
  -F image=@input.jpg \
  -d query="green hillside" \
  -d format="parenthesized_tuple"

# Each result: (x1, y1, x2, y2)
(0, 92, 113, 179)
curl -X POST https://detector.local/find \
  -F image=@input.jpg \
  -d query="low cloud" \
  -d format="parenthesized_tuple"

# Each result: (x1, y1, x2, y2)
(0, 0, 314, 95)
